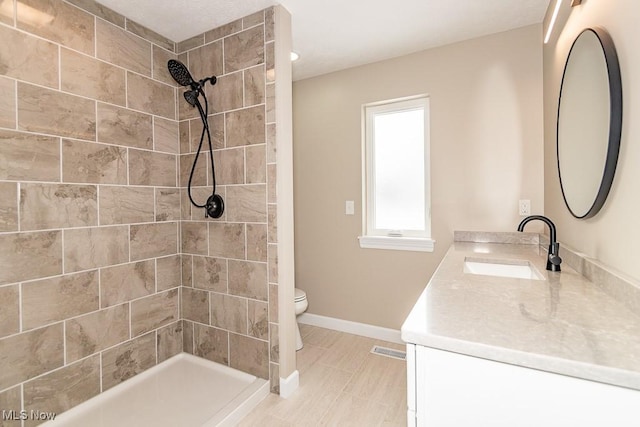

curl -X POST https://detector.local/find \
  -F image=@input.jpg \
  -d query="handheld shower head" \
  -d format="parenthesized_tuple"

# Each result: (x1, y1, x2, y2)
(167, 59, 195, 87)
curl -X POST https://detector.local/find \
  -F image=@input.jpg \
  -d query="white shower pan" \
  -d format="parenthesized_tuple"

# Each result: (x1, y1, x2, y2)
(45, 353, 269, 427)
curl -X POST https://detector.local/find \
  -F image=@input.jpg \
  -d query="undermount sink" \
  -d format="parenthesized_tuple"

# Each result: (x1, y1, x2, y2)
(463, 257, 544, 281)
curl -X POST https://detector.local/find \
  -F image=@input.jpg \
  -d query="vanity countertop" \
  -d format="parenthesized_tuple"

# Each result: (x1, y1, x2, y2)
(401, 232, 640, 390)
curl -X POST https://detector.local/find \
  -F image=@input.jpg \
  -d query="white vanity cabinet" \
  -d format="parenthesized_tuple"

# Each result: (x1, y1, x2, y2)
(406, 343, 640, 427)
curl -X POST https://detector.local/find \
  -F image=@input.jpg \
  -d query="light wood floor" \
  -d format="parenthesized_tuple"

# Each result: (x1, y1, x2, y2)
(239, 324, 407, 426)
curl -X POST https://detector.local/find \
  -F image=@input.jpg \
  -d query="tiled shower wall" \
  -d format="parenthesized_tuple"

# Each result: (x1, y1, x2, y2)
(176, 9, 280, 393)
(0, 0, 281, 423)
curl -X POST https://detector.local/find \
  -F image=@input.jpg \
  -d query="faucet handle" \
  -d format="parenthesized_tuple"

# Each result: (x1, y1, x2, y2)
(547, 243, 562, 271)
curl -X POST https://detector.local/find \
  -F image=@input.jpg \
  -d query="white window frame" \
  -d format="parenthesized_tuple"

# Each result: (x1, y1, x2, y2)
(358, 95, 435, 252)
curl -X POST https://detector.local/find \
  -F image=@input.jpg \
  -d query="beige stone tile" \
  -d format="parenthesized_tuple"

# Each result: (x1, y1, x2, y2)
(22, 270, 98, 331)
(97, 103, 153, 149)
(265, 41, 275, 83)
(208, 222, 245, 259)
(126, 19, 174, 52)
(269, 323, 279, 362)
(17, 0, 94, 55)
(193, 255, 227, 292)
(154, 117, 179, 154)
(188, 41, 223, 83)
(0, 25, 58, 88)
(100, 260, 154, 307)
(193, 323, 228, 364)
(157, 321, 183, 363)
(155, 188, 181, 222)
(0, 77, 15, 129)
(156, 255, 181, 291)
(153, 45, 178, 87)
(319, 392, 390, 427)
(267, 164, 277, 204)
(0, 130, 59, 182)
(205, 20, 242, 43)
(0, 183, 17, 232)
(179, 120, 190, 154)
(66, 0, 125, 27)
(243, 10, 264, 28)
(62, 139, 126, 185)
(269, 361, 279, 394)
(64, 226, 128, 273)
(296, 343, 327, 375)
(179, 153, 207, 187)
(101, 332, 156, 391)
(0, 0, 12, 25)
(246, 145, 266, 184)
(65, 303, 129, 363)
(127, 72, 176, 119)
(181, 221, 208, 255)
(224, 26, 264, 73)
(248, 299, 268, 339)
(190, 114, 224, 150)
(266, 123, 276, 163)
(20, 183, 97, 231)
(61, 48, 126, 106)
(211, 293, 247, 334)
(23, 355, 100, 426)
(228, 259, 267, 301)
(230, 333, 269, 379)
(265, 8, 275, 42)
(129, 149, 177, 187)
(0, 323, 63, 391)
(246, 223, 267, 262)
(181, 254, 193, 287)
(96, 19, 150, 75)
(244, 65, 266, 107)
(0, 231, 62, 285)
(214, 148, 244, 185)
(268, 284, 278, 323)
(0, 386, 22, 427)
(99, 185, 154, 225)
(131, 288, 179, 337)
(18, 82, 96, 140)
(226, 105, 266, 147)
(320, 333, 377, 373)
(226, 184, 267, 222)
(206, 72, 243, 114)
(0, 285, 19, 339)
(267, 204, 277, 243)
(130, 222, 178, 261)
(182, 319, 194, 354)
(182, 287, 209, 324)
(300, 325, 344, 349)
(177, 34, 204, 54)
(266, 83, 275, 123)
(267, 247, 276, 287)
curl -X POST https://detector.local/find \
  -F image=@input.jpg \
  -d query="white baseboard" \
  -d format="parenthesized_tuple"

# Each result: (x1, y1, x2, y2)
(279, 370, 299, 399)
(297, 313, 403, 344)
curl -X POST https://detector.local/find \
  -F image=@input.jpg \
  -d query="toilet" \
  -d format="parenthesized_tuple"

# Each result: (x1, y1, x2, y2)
(294, 288, 308, 350)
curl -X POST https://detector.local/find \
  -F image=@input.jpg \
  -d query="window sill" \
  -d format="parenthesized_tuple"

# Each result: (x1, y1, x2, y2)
(358, 236, 435, 252)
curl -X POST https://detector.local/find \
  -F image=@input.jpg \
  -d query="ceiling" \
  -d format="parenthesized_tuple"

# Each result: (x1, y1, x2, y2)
(94, 0, 551, 81)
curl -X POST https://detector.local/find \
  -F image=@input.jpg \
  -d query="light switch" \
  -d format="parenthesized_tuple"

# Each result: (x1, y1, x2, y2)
(345, 200, 355, 215)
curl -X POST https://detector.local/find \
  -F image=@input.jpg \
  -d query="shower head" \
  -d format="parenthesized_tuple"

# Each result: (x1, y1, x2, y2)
(167, 59, 195, 87)
(184, 90, 199, 107)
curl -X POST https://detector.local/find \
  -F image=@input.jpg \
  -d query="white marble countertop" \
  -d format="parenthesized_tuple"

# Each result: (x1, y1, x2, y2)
(401, 232, 640, 390)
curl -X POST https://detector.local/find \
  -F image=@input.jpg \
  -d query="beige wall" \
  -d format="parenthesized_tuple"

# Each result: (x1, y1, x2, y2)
(293, 25, 544, 329)
(543, 2, 640, 281)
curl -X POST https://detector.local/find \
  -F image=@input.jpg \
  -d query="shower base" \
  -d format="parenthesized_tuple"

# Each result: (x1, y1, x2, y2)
(45, 353, 269, 427)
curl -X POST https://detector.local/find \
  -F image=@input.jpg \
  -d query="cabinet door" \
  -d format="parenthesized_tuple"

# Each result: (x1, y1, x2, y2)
(417, 346, 640, 427)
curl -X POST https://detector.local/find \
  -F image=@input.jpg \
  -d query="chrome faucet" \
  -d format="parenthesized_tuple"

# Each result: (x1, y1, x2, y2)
(517, 215, 562, 272)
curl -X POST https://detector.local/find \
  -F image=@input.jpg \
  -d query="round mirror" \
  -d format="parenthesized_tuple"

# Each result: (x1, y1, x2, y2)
(557, 27, 622, 219)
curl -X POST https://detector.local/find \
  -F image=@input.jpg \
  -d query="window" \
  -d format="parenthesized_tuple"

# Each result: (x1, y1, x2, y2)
(359, 96, 434, 252)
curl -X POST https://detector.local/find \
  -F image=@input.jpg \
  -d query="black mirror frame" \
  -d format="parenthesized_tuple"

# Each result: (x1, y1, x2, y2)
(556, 27, 622, 219)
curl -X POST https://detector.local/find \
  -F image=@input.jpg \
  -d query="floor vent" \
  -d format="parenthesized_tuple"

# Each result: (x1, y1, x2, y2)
(371, 345, 406, 361)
